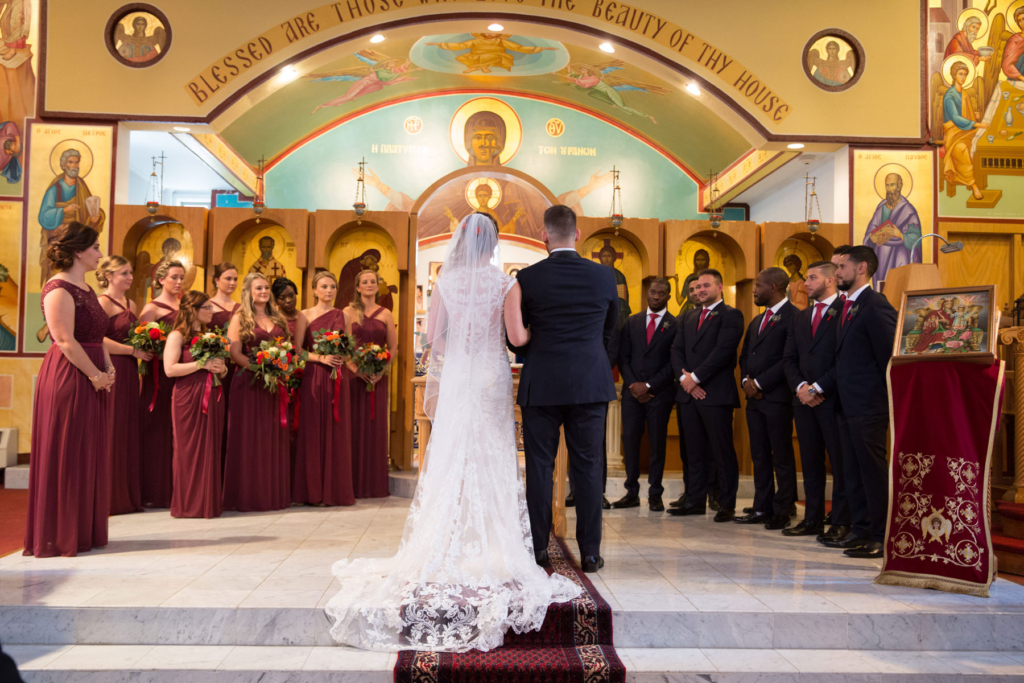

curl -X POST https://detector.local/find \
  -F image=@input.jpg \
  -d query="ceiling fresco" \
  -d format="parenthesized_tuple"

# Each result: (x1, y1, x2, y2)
(219, 32, 753, 182)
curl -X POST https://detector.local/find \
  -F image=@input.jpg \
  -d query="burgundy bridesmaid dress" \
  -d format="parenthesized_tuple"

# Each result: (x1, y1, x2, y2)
(294, 309, 354, 506)
(222, 325, 291, 511)
(170, 346, 225, 518)
(285, 316, 299, 477)
(100, 295, 142, 515)
(350, 306, 390, 498)
(139, 301, 177, 508)
(210, 301, 239, 470)
(24, 280, 111, 557)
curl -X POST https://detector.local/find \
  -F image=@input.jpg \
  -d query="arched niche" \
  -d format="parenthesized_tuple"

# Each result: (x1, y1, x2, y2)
(310, 209, 414, 472)
(761, 222, 848, 312)
(207, 207, 308, 304)
(578, 225, 653, 330)
(577, 217, 661, 279)
(111, 205, 208, 310)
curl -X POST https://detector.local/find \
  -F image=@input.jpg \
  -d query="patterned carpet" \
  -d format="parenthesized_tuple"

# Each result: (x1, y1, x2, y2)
(395, 535, 626, 683)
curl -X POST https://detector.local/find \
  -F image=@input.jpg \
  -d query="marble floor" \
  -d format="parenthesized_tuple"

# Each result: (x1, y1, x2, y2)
(2, 494, 1024, 680)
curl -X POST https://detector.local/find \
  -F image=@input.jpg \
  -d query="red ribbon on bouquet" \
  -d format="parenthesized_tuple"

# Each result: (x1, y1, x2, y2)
(147, 358, 160, 412)
(332, 370, 342, 422)
(277, 384, 289, 429)
(201, 373, 213, 415)
(291, 388, 301, 432)
(369, 383, 376, 421)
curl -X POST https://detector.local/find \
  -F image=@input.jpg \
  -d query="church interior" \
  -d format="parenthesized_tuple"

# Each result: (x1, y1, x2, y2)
(2, 0, 1024, 679)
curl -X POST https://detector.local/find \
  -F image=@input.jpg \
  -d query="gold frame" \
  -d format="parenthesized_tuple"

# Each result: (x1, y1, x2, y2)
(892, 285, 998, 365)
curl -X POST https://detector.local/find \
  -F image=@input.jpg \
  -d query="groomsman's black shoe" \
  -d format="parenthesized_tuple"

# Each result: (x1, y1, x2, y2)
(648, 495, 664, 512)
(764, 515, 791, 530)
(734, 511, 770, 525)
(611, 494, 640, 509)
(535, 549, 551, 568)
(713, 509, 735, 523)
(602, 496, 612, 510)
(742, 506, 755, 514)
(822, 532, 869, 550)
(816, 525, 850, 544)
(844, 541, 883, 559)
(708, 493, 721, 512)
(667, 504, 705, 517)
(565, 492, 575, 507)
(824, 512, 832, 526)
(669, 495, 687, 508)
(783, 520, 825, 537)
(581, 555, 604, 573)
(790, 504, 798, 517)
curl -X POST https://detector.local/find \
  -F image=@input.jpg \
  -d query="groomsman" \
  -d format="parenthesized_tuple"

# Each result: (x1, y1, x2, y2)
(668, 269, 744, 521)
(824, 245, 896, 559)
(611, 278, 676, 512)
(736, 268, 797, 530)
(782, 260, 849, 540)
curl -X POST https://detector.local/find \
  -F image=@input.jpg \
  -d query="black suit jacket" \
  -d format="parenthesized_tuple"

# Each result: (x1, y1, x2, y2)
(617, 309, 677, 402)
(514, 250, 619, 407)
(834, 287, 897, 417)
(783, 297, 843, 404)
(670, 302, 744, 407)
(739, 300, 797, 404)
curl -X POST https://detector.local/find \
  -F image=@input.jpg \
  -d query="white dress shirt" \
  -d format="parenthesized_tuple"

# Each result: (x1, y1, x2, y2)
(549, 247, 577, 254)
(796, 293, 839, 396)
(681, 299, 723, 384)
(745, 298, 789, 390)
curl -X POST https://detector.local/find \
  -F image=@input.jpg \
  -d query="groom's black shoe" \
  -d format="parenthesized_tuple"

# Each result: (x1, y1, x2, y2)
(602, 496, 611, 510)
(611, 494, 640, 509)
(565, 492, 575, 507)
(535, 549, 551, 568)
(667, 504, 705, 517)
(581, 555, 604, 573)
(669, 495, 687, 508)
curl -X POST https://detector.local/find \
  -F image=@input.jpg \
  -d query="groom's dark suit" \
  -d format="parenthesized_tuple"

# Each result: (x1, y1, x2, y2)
(514, 249, 618, 558)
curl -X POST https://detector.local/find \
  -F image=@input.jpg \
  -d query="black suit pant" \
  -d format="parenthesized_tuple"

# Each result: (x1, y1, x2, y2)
(745, 400, 796, 518)
(522, 402, 606, 557)
(621, 393, 673, 498)
(837, 410, 889, 542)
(676, 402, 738, 510)
(793, 401, 848, 526)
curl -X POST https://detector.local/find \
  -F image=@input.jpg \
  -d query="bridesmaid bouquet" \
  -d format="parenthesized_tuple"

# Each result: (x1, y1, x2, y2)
(126, 321, 170, 376)
(249, 338, 301, 393)
(354, 343, 391, 393)
(189, 332, 231, 387)
(310, 329, 356, 379)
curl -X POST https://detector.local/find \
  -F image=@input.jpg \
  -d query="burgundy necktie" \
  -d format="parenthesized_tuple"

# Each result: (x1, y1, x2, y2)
(811, 302, 825, 337)
(646, 313, 658, 344)
(840, 298, 854, 327)
(698, 308, 709, 329)
(758, 310, 772, 336)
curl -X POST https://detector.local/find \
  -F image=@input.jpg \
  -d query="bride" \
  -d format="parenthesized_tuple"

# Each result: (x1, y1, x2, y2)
(326, 213, 581, 653)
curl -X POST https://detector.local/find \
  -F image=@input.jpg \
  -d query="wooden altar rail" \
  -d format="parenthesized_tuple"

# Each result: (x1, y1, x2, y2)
(998, 328, 1024, 504)
(412, 375, 569, 537)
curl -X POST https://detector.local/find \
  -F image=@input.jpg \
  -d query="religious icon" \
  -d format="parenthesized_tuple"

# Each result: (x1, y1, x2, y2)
(425, 33, 558, 74)
(449, 97, 522, 167)
(894, 285, 996, 364)
(0, 0, 36, 129)
(504, 263, 527, 278)
(556, 61, 669, 124)
(136, 223, 197, 304)
(774, 240, 822, 312)
(447, 178, 525, 234)
(110, 9, 168, 65)
(0, 201, 20, 352)
(417, 170, 548, 241)
(337, 248, 397, 312)
(0, 121, 22, 185)
(584, 235, 640, 332)
(671, 248, 711, 314)
(307, 49, 420, 113)
(922, 507, 953, 545)
(939, 55, 988, 204)
(805, 35, 857, 88)
(863, 164, 923, 289)
(248, 235, 287, 284)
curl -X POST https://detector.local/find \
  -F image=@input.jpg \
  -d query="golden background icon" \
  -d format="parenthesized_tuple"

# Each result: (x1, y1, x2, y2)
(449, 97, 523, 165)
(874, 162, 914, 199)
(49, 139, 94, 178)
(941, 54, 977, 89)
(465, 177, 502, 209)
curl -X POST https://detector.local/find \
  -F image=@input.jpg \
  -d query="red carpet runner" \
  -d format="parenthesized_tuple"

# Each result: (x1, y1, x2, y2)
(395, 535, 626, 683)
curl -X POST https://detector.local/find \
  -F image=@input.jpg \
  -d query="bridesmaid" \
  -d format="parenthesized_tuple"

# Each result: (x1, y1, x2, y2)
(344, 270, 397, 499)
(294, 271, 354, 506)
(137, 260, 184, 508)
(272, 276, 306, 475)
(25, 222, 114, 558)
(223, 273, 292, 512)
(208, 262, 240, 389)
(165, 291, 228, 519)
(98, 256, 150, 515)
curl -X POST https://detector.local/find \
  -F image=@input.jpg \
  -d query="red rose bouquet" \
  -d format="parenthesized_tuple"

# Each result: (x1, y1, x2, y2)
(310, 329, 356, 379)
(354, 342, 391, 394)
(189, 331, 231, 386)
(249, 338, 301, 393)
(126, 321, 169, 376)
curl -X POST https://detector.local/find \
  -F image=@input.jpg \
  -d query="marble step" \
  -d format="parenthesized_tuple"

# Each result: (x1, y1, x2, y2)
(390, 470, 835, 502)
(6, 644, 1024, 682)
(4, 463, 28, 489)
(3, 604, 1023, 651)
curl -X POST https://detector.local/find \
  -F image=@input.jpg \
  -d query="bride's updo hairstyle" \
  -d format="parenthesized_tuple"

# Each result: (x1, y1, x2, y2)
(448, 212, 499, 268)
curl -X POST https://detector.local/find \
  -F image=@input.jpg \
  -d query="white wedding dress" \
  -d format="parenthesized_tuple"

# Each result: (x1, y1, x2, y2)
(325, 214, 580, 653)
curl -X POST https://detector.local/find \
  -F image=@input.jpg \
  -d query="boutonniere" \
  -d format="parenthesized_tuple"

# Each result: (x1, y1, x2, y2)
(848, 305, 860, 319)
(769, 314, 781, 326)
(706, 311, 719, 319)
(662, 321, 673, 331)
(825, 308, 838, 321)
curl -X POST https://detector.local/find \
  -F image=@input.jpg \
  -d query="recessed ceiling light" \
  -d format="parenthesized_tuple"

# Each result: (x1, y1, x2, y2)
(488, 23, 504, 31)
(787, 143, 805, 149)
(599, 42, 615, 54)
(172, 126, 190, 132)
(685, 83, 700, 96)
(370, 34, 385, 44)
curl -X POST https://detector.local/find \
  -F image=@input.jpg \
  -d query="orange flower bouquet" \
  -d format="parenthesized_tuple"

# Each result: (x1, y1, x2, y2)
(310, 328, 356, 379)
(354, 342, 391, 394)
(126, 321, 169, 376)
(248, 338, 301, 393)
(189, 332, 231, 387)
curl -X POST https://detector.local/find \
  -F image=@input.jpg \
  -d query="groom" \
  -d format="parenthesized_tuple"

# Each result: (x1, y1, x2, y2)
(512, 205, 619, 573)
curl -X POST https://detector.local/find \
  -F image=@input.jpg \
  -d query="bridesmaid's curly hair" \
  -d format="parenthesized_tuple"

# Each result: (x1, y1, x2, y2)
(154, 259, 185, 288)
(173, 290, 210, 337)
(96, 255, 129, 288)
(45, 221, 99, 273)
(237, 272, 290, 344)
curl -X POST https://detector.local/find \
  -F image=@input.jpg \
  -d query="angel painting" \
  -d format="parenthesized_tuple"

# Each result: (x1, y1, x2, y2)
(906, 295, 985, 354)
(556, 61, 669, 124)
(806, 39, 856, 87)
(114, 14, 167, 64)
(308, 50, 420, 113)
(922, 507, 953, 545)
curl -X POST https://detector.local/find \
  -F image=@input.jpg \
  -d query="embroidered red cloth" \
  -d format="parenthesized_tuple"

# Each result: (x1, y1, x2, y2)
(876, 360, 1004, 597)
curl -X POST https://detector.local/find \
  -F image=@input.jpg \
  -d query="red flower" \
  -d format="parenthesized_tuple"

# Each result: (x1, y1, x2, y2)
(191, 336, 200, 346)
(148, 328, 162, 340)
(284, 353, 292, 364)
